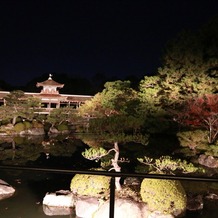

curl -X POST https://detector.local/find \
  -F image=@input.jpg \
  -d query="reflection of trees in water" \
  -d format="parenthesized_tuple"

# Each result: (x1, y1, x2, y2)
(0, 135, 85, 165)
(0, 135, 45, 164)
(0, 143, 43, 165)
(42, 137, 78, 157)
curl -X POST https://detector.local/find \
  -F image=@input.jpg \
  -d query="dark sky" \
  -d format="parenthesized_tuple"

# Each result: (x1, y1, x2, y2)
(0, 0, 218, 86)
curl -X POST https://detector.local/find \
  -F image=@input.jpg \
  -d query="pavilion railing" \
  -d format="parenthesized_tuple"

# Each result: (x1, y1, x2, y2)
(1, 165, 218, 218)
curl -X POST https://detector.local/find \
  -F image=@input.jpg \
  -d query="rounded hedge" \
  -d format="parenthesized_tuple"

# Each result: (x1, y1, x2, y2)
(56, 123, 69, 131)
(14, 122, 25, 132)
(23, 121, 32, 129)
(140, 178, 187, 216)
(70, 174, 110, 197)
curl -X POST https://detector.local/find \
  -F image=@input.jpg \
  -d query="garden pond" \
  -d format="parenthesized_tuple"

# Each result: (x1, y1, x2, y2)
(0, 134, 218, 218)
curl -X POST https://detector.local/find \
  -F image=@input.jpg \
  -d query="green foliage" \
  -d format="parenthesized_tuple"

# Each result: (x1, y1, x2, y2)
(79, 80, 140, 117)
(138, 19, 218, 134)
(140, 179, 187, 215)
(56, 123, 69, 131)
(82, 147, 108, 161)
(47, 107, 76, 127)
(100, 154, 113, 169)
(0, 119, 10, 125)
(70, 173, 110, 197)
(101, 80, 140, 115)
(137, 156, 205, 174)
(0, 91, 42, 125)
(205, 144, 218, 157)
(89, 115, 148, 143)
(138, 76, 173, 133)
(177, 130, 208, 149)
(13, 121, 35, 133)
(4, 90, 26, 107)
(14, 122, 25, 132)
(159, 19, 218, 101)
(23, 121, 32, 129)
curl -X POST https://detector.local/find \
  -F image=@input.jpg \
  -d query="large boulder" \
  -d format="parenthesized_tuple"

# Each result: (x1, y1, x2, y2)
(0, 179, 15, 200)
(68, 195, 176, 218)
(43, 190, 75, 207)
(42, 190, 75, 216)
(93, 198, 148, 218)
(75, 196, 100, 218)
(140, 179, 187, 217)
(198, 154, 218, 168)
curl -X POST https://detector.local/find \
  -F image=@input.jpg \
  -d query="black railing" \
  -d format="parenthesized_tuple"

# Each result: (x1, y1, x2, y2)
(1, 165, 218, 218)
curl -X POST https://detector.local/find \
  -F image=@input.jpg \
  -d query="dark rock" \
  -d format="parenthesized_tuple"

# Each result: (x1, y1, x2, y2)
(187, 194, 203, 211)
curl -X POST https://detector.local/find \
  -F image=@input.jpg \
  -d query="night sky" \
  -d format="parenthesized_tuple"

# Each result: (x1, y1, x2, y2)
(0, 0, 218, 86)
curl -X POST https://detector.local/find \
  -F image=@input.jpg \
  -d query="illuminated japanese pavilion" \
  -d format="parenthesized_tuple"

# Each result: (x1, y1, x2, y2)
(0, 74, 92, 113)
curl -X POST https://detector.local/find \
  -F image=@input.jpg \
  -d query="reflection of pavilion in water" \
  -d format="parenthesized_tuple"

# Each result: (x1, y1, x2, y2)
(0, 74, 92, 114)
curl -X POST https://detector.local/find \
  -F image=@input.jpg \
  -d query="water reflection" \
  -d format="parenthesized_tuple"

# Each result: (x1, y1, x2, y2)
(0, 135, 85, 166)
(0, 135, 218, 217)
(0, 134, 96, 218)
(0, 169, 75, 218)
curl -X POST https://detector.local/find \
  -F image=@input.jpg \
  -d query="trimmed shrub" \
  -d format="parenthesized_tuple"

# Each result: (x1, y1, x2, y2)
(23, 121, 32, 129)
(1, 119, 10, 125)
(14, 122, 25, 132)
(140, 178, 187, 216)
(70, 174, 110, 197)
(56, 123, 69, 131)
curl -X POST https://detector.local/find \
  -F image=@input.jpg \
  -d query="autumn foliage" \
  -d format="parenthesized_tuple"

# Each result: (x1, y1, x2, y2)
(175, 94, 218, 144)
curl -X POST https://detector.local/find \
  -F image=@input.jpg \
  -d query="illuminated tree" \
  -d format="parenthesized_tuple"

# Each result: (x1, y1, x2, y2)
(138, 76, 172, 133)
(174, 94, 218, 144)
(82, 141, 122, 190)
(46, 107, 77, 127)
(138, 18, 218, 133)
(158, 17, 218, 106)
(0, 90, 41, 125)
(79, 80, 140, 118)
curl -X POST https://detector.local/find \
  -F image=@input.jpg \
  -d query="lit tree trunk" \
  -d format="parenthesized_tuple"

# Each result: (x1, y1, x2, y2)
(204, 117, 218, 144)
(111, 142, 122, 190)
(12, 116, 17, 126)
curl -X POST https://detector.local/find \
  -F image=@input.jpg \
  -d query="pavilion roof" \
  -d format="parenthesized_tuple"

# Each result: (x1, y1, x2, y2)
(36, 74, 64, 88)
(66, 95, 92, 102)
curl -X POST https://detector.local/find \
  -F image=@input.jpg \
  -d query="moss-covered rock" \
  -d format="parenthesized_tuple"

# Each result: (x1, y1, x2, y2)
(70, 174, 110, 197)
(140, 178, 187, 216)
